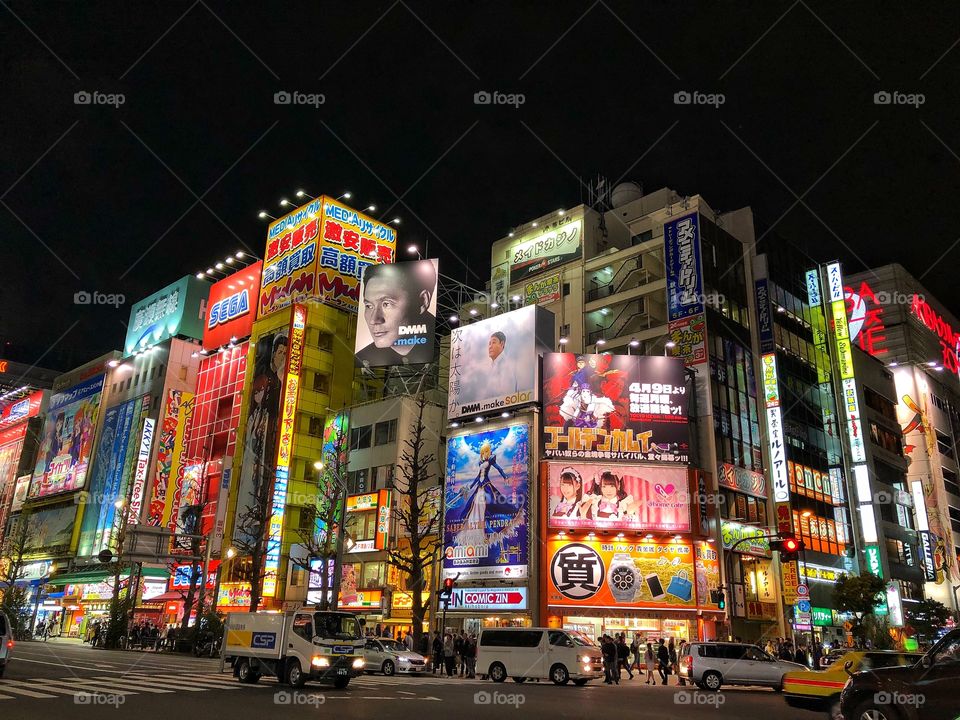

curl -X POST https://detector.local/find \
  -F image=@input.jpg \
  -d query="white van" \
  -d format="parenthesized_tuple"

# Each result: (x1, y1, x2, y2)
(476, 627, 603, 685)
(0, 611, 12, 678)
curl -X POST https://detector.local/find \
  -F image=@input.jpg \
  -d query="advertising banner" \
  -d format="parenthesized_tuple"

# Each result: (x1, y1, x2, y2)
(0, 389, 44, 430)
(542, 353, 689, 462)
(443, 424, 529, 580)
(125, 275, 207, 355)
(448, 587, 528, 611)
(259, 197, 397, 317)
(667, 313, 708, 366)
(127, 417, 155, 524)
(232, 324, 289, 545)
(717, 463, 767, 499)
(695, 542, 722, 609)
(490, 263, 509, 310)
(545, 462, 690, 532)
(720, 520, 771, 557)
(25, 504, 77, 551)
(146, 390, 194, 527)
(664, 213, 703, 321)
(547, 539, 696, 609)
(524, 272, 561, 305)
(11, 474, 30, 512)
(447, 305, 553, 419)
(755, 278, 775, 354)
(509, 217, 582, 285)
(355, 259, 438, 367)
(203, 261, 262, 350)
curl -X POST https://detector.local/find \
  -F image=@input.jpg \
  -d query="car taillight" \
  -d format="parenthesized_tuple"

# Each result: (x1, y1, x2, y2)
(6, 640, 13, 649)
(682, 655, 692, 668)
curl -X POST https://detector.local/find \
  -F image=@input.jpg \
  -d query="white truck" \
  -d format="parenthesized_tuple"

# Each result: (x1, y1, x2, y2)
(223, 610, 366, 688)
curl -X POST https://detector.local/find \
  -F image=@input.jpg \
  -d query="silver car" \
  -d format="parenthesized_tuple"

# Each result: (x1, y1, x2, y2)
(679, 642, 805, 691)
(362, 637, 429, 676)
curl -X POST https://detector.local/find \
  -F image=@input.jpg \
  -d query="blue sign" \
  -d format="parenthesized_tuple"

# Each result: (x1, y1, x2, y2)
(251, 632, 277, 649)
(664, 213, 703, 321)
(795, 599, 811, 613)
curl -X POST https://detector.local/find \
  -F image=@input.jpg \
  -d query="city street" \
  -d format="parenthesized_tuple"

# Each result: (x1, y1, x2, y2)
(1, 640, 817, 720)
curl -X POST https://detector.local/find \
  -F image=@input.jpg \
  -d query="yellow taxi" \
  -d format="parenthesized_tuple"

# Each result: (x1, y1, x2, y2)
(783, 650, 921, 720)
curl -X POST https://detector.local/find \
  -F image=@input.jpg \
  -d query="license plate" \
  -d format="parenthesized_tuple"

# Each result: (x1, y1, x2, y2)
(337, 668, 347, 675)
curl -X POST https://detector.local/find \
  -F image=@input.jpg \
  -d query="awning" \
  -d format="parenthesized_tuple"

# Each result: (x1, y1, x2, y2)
(49, 567, 170, 585)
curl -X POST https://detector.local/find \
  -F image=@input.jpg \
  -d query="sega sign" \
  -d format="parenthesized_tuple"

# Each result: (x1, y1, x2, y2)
(202, 261, 262, 350)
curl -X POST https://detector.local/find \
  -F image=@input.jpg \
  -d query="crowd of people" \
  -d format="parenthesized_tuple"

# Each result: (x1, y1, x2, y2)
(431, 630, 479, 678)
(83, 619, 180, 650)
(599, 634, 691, 685)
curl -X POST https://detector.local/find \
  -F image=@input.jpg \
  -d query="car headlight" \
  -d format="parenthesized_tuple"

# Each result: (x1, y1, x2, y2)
(312, 656, 330, 668)
(399, 656, 410, 663)
(352, 657, 365, 669)
(581, 655, 591, 664)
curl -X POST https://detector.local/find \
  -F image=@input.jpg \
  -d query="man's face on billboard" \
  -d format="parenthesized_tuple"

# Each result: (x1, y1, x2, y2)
(272, 342, 287, 375)
(363, 276, 412, 349)
(488, 335, 504, 361)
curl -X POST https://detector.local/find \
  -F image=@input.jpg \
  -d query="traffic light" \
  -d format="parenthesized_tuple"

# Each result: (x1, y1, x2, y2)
(770, 533, 805, 562)
(710, 589, 726, 610)
(440, 577, 455, 600)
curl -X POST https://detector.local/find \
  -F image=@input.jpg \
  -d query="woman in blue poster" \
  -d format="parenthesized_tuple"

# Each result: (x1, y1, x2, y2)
(454, 441, 509, 548)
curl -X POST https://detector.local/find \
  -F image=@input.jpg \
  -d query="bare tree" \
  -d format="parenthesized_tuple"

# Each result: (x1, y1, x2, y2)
(386, 394, 442, 652)
(0, 513, 38, 639)
(290, 421, 348, 610)
(232, 470, 273, 612)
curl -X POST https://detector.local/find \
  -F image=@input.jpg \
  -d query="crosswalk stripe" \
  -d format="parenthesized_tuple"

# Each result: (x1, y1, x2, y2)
(108, 676, 212, 692)
(0, 681, 84, 696)
(31, 679, 140, 695)
(51, 677, 171, 694)
(133, 675, 244, 690)
(0, 682, 58, 698)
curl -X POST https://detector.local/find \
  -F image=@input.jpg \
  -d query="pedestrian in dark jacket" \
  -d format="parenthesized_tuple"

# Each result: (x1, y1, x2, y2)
(616, 635, 633, 679)
(601, 635, 618, 685)
(432, 631, 443, 675)
(657, 638, 670, 685)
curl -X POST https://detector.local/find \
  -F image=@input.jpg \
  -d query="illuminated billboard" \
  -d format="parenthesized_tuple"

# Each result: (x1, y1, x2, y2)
(545, 462, 690, 532)
(508, 217, 582, 285)
(446, 305, 554, 419)
(146, 390, 194, 527)
(355, 259, 438, 367)
(203, 261, 262, 351)
(443, 424, 529, 580)
(29, 374, 104, 499)
(124, 275, 208, 356)
(259, 197, 397, 317)
(542, 353, 689, 462)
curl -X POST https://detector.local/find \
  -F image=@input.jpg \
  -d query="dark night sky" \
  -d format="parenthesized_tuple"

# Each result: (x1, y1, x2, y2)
(2, 1, 959, 371)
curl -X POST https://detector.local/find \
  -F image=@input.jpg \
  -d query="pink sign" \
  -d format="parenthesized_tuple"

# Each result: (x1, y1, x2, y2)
(546, 462, 690, 532)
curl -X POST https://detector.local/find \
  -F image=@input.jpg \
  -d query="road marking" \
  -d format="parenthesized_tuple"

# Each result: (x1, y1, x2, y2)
(0, 693, 15, 700)
(31, 679, 139, 695)
(136, 675, 245, 690)
(58, 677, 172, 694)
(0, 682, 59, 698)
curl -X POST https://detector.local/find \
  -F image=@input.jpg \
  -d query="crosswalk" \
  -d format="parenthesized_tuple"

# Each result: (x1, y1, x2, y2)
(0, 671, 486, 701)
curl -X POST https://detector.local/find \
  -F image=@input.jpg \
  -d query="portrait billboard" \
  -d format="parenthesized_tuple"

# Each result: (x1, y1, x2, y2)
(443, 424, 529, 580)
(259, 196, 397, 317)
(547, 538, 697, 609)
(542, 353, 689, 462)
(355, 259, 438, 367)
(447, 305, 553, 419)
(203, 261, 262, 351)
(29, 374, 104, 499)
(545, 462, 690, 532)
(125, 275, 208, 355)
(509, 217, 582, 285)
(232, 324, 289, 547)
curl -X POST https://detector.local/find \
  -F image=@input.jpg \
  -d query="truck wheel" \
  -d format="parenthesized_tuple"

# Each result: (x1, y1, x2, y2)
(237, 660, 258, 684)
(702, 671, 722, 691)
(489, 662, 507, 683)
(550, 664, 570, 685)
(286, 659, 307, 688)
(382, 660, 396, 676)
(333, 677, 350, 689)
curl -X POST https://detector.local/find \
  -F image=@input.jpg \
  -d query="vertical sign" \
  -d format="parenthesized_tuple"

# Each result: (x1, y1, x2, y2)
(211, 458, 232, 555)
(755, 278, 774, 354)
(761, 352, 789, 503)
(665, 213, 708, 367)
(128, 418, 155, 524)
(262, 304, 307, 597)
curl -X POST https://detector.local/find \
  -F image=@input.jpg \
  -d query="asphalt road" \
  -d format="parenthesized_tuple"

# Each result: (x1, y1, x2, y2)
(2, 639, 820, 720)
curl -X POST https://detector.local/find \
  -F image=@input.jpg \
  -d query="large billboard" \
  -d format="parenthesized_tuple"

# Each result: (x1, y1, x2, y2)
(259, 196, 397, 317)
(232, 324, 289, 546)
(547, 538, 698, 609)
(545, 462, 690, 532)
(203, 261, 262, 351)
(447, 304, 553, 419)
(664, 213, 703, 321)
(125, 275, 208, 356)
(542, 353, 689, 462)
(443, 424, 529, 580)
(29, 374, 104, 499)
(146, 390, 194, 527)
(355, 259, 438, 367)
(508, 216, 582, 285)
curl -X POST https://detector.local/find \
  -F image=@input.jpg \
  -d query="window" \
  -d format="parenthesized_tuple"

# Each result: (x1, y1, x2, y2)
(292, 614, 314, 641)
(349, 469, 368, 494)
(308, 416, 324, 437)
(480, 630, 542, 648)
(936, 431, 955, 459)
(317, 332, 333, 351)
(870, 422, 902, 455)
(942, 466, 960, 498)
(549, 631, 574, 647)
(372, 464, 393, 489)
(313, 373, 330, 393)
(361, 562, 385, 589)
(346, 511, 376, 542)
(299, 506, 316, 534)
(350, 426, 372, 450)
(374, 419, 397, 446)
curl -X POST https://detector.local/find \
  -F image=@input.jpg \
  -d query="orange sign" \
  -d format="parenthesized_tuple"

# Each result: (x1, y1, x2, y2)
(781, 560, 800, 604)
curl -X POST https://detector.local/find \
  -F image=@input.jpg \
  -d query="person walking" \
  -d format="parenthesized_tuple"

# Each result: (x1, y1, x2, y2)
(601, 635, 618, 685)
(677, 639, 689, 686)
(616, 634, 633, 679)
(443, 633, 455, 677)
(463, 634, 477, 678)
(432, 631, 443, 675)
(454, 632, 465, 677)
(795, 643, 808, 668)
(630, 634, 641, 673)
(656, 638, 670, 685)
(404, 631, 414, 651)
(644, 642, 656, 684)
(668, 638, 679, 685)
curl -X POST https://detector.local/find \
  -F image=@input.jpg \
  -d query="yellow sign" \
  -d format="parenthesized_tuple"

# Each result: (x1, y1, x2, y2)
(750, 559, 777, 603)
(781, 559, 800, 604)
(832, 300, 854, 379)
(391, 591, 431, 610)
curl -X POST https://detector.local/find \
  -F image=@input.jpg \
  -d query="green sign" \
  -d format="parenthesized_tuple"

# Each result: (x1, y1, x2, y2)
(124, 275, 208, 355)
(720, 520, 771, 557)
(812, 606, 833, 626)
(865, 545, 882, 576)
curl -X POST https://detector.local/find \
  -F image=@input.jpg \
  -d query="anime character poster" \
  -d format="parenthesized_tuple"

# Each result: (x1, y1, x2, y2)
(232, 326, 288, 546)
(545, 462, 690, 532)
(443, 424, 529, 580)
(542, 353, 690, 462)
(29, 374, 104, 499)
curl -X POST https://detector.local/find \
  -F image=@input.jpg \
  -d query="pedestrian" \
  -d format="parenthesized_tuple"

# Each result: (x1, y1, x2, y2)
(601, 634, 618, 685)
(677, 639, 689, 686)
(765, 638, 776, 656)
(616, 634, 633, 679)
(657, 638, 670, 685)
(795, 643, 808, 668)
(463, 634, 477, 678)
(443, 633, 455, 677)
(645, 642, 656, 684)
(432, 631, 443, 675)
(404, 631, 414, 651)
(454, 632, 465, 677)
(630, 634, 641, 672)
(36, 619, 46, 640)
(668, 638, 678, 684)
(812, 641, 823, 669)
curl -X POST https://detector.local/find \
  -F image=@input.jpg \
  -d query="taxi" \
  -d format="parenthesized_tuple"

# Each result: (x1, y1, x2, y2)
(783, 650, 921, 720)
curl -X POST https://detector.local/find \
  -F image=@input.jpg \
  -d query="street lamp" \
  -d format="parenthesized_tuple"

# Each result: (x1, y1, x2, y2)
(664, 340, 676, 356)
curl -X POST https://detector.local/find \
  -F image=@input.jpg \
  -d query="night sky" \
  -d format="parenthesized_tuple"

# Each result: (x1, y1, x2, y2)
(2, 2, 959, 371)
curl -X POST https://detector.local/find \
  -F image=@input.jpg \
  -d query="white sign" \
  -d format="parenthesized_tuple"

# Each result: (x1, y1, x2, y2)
(509, 218, 582, 284)
(128, 418, 155, 524)
(766, 406, 789, 502)
(448, 587, 528, 611)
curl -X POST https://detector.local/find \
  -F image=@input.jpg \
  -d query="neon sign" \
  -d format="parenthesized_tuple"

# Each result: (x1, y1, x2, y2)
(911, 294, 960, 375)
(844, 281, 888, 356)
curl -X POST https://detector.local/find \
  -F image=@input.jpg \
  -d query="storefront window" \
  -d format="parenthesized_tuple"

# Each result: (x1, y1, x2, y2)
(361, 562, 385, 589)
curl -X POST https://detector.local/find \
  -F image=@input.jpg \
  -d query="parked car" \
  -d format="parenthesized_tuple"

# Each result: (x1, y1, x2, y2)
(363, 637, 429, 675)
(0, 611, 12, 678)
(477, 627, 603, 686)
(784, 650, 921, 720)
(839, 629, 960, 720)
(679, 641, 805, 691)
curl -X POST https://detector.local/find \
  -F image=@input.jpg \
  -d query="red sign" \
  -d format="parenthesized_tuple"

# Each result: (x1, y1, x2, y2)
(202, 261, 262, 351)
(845, 281, 888, 357)
(911, 294, 960, 376)
(0, 390, 43, 429)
